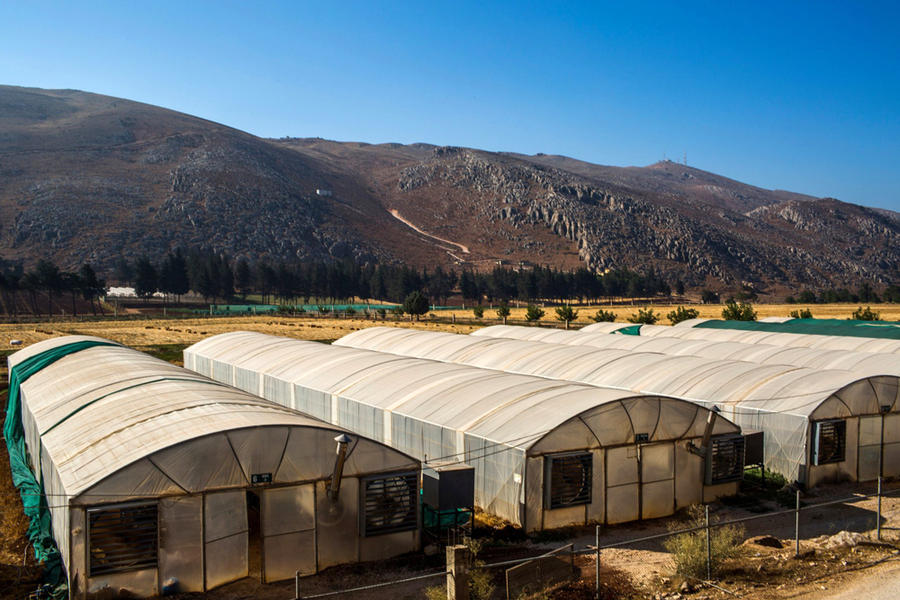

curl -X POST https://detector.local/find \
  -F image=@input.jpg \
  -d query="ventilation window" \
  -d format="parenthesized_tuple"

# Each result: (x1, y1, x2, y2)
(812, 419, 847, 465)
(547, 453, 592, 509)
(706, 435, 745, 484)
(88, 503, 158, 576)
(362, 472, 418, 536)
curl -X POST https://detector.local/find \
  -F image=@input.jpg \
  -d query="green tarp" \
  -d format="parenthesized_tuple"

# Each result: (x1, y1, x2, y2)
(695, 318, 900, 339)
(3, 340, 118, 594)
(612, 324, 643, 336)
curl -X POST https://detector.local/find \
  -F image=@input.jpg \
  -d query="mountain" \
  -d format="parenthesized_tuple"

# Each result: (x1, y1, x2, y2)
(1, 85, 898, 289)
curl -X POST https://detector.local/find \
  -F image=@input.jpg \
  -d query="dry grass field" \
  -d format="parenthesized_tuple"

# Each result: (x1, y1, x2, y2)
(0, 316, 481, 363)
(0, 303, 897, 360)
(439, 302, 900, 325)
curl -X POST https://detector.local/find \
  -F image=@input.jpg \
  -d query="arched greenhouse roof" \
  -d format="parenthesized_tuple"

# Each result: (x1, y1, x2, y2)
(186, 332, 740, 453)
(582, 321, 900, 354)
(474, 325, 900, 376)
(12, 336, 415, 503)
(336, 327, 900, 420)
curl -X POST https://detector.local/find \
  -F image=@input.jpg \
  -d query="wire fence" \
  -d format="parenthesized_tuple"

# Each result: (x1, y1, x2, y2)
(295, 478, 900, 599)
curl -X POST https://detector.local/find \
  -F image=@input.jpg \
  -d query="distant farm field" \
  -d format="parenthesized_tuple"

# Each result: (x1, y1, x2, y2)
(0, 303, 897, 360)
(0, 316, 482, 362)
(439, 302, 900, 324)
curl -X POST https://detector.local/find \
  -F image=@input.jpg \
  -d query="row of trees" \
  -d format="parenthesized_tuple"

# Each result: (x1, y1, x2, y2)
(114, 250, 684, 305)
(3, 247, 899, 316)
(0, 260, 105, 316)
(786, 283, 900, 305)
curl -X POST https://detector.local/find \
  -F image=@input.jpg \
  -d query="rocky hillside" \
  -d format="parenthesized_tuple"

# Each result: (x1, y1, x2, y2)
(1, 85, 898, 289)
(0, 86, 445, 269)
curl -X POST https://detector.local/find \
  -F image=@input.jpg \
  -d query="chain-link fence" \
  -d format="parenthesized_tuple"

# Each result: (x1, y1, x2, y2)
(295, 478, 899, 599)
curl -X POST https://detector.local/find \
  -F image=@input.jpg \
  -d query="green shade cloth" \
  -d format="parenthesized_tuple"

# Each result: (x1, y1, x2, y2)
(612, 324, 643, 336)
(4, 340, 118, 595)
(695, 318, 900, 340)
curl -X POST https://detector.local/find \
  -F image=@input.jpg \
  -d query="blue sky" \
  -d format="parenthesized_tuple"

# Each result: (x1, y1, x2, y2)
(2, 1, 898, 210)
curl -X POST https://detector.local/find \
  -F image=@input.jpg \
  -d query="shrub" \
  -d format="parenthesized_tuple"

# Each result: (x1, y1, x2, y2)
(798, 290, 818, 303)
(885, 284, 900, 303)
(525, 304, 545, 322)
(789, 308, 813, 319)
(377, 308, 386, 319)
(591, 309, 617, 322)
(700, 289, 720, 304)
(662, 505, 745, 578)
(391, 305, 405, 318)
(465, 537, 495, 600)
(721, 300, 756, 321)
(628, 307, 659, 324)
(423, 537, 496, 600)
(555, 304, 578, 325)
(473, 306, 484, 319)
(423, 585, 444, 600)
(667, 306, 699, 325)
(403, 291, 430, 320)
(496, 302, 511, 322)
(852, 306, 881, 321)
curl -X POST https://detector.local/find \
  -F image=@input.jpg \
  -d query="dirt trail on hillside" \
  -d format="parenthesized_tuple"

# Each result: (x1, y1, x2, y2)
(389, 209, 470, 254)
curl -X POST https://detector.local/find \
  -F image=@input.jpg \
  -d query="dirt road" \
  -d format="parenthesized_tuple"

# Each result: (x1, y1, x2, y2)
(812, 557, 900, 599)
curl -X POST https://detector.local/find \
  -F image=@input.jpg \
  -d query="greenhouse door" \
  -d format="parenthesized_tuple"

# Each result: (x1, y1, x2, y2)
(859, 414, 900, 480)
(604, 446, 639, 524)
(204, 491, 249, 590)
(639, 443, 675, 519)
(260, 484, 317, 582)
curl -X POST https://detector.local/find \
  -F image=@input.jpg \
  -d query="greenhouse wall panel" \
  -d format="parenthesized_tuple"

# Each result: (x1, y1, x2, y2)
(8, 336, 421, 598)
(185, 331, 743, 531)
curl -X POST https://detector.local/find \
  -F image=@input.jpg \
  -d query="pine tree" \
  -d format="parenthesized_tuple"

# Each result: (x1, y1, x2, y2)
(134, 257, 158, 300)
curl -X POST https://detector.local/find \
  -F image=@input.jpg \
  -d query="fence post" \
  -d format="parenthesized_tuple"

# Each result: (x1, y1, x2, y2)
(595, 525, 600, 599)
(294, 570, 299, 600)
(795, 490, 801, 557)
(705, 505, 711, 581)
(877, 476, 883, 541)
(446, 544, 470, 600)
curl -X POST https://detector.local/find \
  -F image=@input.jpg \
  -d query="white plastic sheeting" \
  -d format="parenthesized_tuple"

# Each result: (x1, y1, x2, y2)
(10, 336, 419, 597)
(338, 327, 900, 485)
(583, 321, 900, 354)
(185, 332, 741, 530)
(473, 325, 900, 375)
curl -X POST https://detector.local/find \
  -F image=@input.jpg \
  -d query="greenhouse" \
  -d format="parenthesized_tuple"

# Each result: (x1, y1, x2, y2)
(185, 332, 744, 532)
(336, 327, 900, 487)
(686, 317, 900, 340)
(581, 321, 900, 354)
(6, 336, 420, 598)
(474, 325, 900, 376)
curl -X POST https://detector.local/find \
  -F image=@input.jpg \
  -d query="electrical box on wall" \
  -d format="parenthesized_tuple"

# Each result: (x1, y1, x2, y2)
(422, 463, 474, 510)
